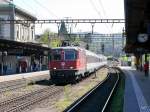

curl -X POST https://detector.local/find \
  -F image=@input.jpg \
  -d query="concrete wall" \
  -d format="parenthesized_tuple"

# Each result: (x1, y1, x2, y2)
(0, 15, 11, 40)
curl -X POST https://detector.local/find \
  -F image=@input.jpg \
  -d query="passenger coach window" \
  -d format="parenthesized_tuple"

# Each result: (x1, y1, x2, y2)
(65, 50, 76, 60)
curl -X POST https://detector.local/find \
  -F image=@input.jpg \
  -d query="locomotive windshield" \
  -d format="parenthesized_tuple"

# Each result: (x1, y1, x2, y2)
(51, 49, 77, 61)
(64, 50, 77, 60)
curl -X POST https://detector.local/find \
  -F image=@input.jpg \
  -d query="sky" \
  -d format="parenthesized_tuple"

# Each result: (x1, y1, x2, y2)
(13, 0, 125, 34)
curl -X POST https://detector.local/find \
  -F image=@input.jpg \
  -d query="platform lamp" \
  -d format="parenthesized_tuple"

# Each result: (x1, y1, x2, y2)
(0, 51, 7, 75)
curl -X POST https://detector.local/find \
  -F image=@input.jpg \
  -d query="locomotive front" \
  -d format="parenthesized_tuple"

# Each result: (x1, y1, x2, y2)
(49, 47, 82, 83)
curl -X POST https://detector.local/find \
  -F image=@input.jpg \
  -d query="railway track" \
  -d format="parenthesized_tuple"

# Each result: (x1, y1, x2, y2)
(0, 85, 63, 112)
(0, 67, 108, 112)
(0, 75, 48, 93)
(63, 67, 120, 112)
(0, 79, 27, 93)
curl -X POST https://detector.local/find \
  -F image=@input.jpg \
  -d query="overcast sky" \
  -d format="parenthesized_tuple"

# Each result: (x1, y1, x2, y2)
(13, 0, 125, 34)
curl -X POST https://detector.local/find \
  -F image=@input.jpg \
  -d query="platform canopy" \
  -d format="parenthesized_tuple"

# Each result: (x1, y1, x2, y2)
(124, 0, 150, 53)
(0, 39, 50, 56)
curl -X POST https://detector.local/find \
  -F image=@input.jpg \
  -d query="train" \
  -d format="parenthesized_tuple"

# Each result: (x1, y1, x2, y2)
(49, 46, 107, 83)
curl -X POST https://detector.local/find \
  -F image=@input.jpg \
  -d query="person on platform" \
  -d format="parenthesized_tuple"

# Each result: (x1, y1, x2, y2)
(20, 61, 27, 73)
(144, 61, 149, 77)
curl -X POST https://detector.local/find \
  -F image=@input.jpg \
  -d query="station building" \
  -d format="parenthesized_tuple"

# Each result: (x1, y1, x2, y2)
(0, 3, 50, 75)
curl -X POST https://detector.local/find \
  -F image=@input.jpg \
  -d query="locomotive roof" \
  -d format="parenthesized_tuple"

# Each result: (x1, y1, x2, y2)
(52, 46, 80, 50)
(52, 46, 106, 59)
(85, 49, 100, 58)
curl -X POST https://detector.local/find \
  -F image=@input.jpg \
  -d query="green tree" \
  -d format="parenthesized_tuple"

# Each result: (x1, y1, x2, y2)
(39, 29, 50, 45)
(39, 29, 61, 48)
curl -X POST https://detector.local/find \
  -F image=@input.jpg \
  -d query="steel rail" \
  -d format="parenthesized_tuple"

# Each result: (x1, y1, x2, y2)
(64, 68, 110, 112)
(63, 67, 119, 112)
(101, 68, 120, 112)
(0, 86, 63, 112)
(0, 75, 48, 93)
(6, 87, 63, 112)
(0, 86, 54, 106)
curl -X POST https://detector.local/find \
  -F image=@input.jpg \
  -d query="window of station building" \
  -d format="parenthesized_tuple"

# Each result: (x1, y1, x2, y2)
(32, 30, 34, 40)
(16, 25, 19, 39)
(64, 50, 77, 60)
(20, 25, 22, 39)
(31, 25, 34, 41)
(23, 27, 25, 41)
(24, 27, 28, 41)
(20, 25, 25, 41)
(0, 18, 4, 37)
(0, 24, 2, 36)
(27, 28, 29, 41)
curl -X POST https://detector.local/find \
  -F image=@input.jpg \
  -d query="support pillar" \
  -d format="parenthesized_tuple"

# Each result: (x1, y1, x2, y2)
(134, 54, 140, 70)
(0, 51, 7, 75)
(39, 56, 43, 71)
(31, 55, 35, 72)
(1, 54, 4, 75)
(145, 54, 148, 63)
(139, 55, 143, 71)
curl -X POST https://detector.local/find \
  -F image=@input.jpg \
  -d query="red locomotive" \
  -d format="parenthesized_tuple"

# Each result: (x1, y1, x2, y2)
(49, 47, 107, 83)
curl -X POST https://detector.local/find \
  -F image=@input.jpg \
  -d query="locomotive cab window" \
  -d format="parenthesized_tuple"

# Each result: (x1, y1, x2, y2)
(64, 50, 77, 60)
(53, 54, 61, 61)
(52, 49, 62, 61)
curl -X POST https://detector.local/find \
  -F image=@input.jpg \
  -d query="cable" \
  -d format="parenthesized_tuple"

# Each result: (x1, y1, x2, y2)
(89, 0, 102, 18)
(89, 0, 112, 33)
(97, 0, 107, 18)
(97, 0, 113, 33)
(20, 0, 38, 15)
(33, 0, 58, 19)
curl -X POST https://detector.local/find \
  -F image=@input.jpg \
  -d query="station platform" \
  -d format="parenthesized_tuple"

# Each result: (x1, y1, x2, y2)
(0, 70, 50, 83)
(120, 66, 150, 112)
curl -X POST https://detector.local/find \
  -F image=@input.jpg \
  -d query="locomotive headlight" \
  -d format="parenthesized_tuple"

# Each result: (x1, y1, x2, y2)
(70, 67, 73, 69)
(53, 67, 56, 70)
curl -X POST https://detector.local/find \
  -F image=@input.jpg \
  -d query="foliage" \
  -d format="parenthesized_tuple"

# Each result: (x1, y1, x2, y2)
(70, 35, 81, 46)
(50, 39, 61, 47)
(39, 29, 61, 48)
(39, 29, 50, 45)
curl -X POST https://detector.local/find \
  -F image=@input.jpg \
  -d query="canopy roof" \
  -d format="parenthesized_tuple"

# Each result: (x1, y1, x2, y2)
(124, 0, 150, 53)
(0, 39, 50, 56)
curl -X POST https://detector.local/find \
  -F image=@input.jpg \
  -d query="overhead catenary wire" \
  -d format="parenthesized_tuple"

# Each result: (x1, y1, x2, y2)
(33, 0, 58, 18)
(19, 0, 38, 16)
(97, 0, 114, 32)
(12, 0, 45, 19)
(89, 0, 102, 19)
(97, 0, 107, 19)
(33, 0, 58, 19)
(89, 0, 112, 33)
